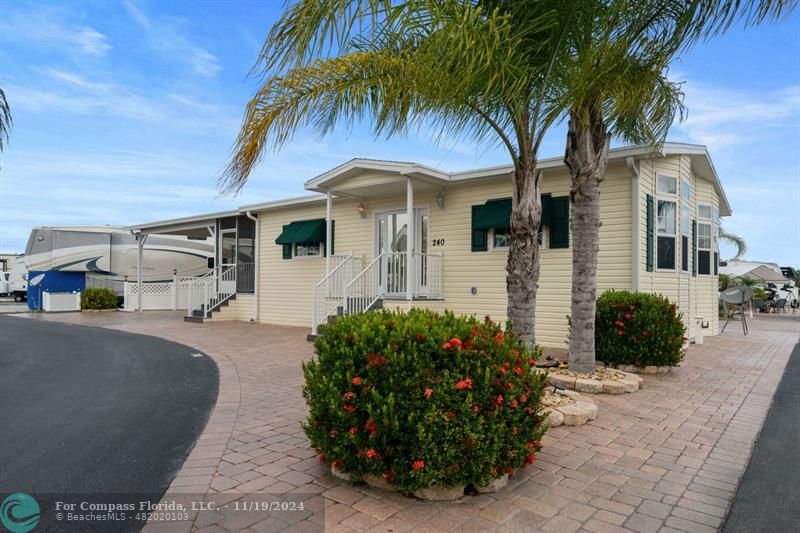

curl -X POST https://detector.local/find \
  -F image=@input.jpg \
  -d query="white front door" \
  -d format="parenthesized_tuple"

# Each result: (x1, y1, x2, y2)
(376, 208, 428, 296)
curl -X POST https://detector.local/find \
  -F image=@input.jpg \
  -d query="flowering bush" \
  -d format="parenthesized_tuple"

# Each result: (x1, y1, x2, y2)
(302, 309, 548, 494)
(596, 291, 686, 367)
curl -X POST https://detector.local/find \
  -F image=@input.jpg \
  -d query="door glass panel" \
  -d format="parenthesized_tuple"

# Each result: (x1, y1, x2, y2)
(221, 231, 236, 265)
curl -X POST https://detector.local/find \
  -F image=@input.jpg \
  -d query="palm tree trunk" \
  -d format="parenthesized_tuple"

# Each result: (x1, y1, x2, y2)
(564, 107, 610, 373)
(507, 150, 542, 348)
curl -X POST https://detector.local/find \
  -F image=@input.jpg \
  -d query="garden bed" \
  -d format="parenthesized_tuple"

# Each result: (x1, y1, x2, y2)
(543, 366, 642, 394)
(614, 364, 673, 374)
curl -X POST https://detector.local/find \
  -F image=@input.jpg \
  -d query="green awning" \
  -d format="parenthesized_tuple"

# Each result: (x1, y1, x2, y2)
(473, 198, 511, 230)
(275, 218, 326, 244)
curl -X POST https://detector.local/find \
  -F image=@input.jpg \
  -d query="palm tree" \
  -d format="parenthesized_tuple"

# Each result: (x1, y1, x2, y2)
(720, 227, 746, 260)
(557, 0, 792, 372)
(221, 0, 577, 347)
(0, 88, 11, 153)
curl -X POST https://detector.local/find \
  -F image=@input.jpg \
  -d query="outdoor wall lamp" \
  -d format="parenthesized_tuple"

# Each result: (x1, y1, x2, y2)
(436, 192, 446, 209)
(357, 202, 367, 218)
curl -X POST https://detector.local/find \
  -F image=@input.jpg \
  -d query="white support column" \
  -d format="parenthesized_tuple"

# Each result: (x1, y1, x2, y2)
(627, 157, 641, 291)
(406, 177, 414, 301)
(326, 190, 333, 273)
(137, 233, 147, 312)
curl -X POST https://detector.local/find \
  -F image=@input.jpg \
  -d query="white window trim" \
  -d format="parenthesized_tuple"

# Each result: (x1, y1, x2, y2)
(488, 226, 548, 251)
(653, 185, 680, 272)
(657, 173, 679, 196)
(697, 221, 714, 276)
(292, 242, 325, 259)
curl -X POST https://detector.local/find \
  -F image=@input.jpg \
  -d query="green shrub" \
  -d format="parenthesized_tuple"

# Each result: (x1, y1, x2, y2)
(81, 287, 118, 310)
(596, 291, 686, 367)
(303, 309, 548, 494)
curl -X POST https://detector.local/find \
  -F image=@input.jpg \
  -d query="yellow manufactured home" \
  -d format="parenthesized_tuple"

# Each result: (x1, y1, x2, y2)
(130, 143, 729, 348)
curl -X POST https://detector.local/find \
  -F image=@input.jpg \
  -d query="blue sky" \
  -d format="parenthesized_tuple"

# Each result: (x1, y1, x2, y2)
(0, 1, 798, 266)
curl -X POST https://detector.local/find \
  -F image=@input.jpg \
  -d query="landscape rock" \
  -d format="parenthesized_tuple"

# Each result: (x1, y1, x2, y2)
(575, 401, 598, 420)
(364, 474, 394, 491)
(414, 485, 465, 501)
(331, 464, 351, 481)
(602, 380, 625, 395)
(575, 378, 604, 394)
(558, 405, 590, 426)
(544, 408, 564, 427)
(548, 374, 576, 389)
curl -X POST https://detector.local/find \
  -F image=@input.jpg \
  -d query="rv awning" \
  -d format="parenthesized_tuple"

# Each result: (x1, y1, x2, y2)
(275, 218, 327, 244)
(473, 198, 511, 230)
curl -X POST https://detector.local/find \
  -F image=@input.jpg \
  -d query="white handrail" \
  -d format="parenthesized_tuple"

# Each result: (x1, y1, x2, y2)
(186, 265, 236, 319)
(311, 254, 362, 335)
(344, 253, 384, 315)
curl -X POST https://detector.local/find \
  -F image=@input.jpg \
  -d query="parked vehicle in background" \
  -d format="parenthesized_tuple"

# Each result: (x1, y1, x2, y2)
(9, 256, 27, 302)
(0, 271, 9, 296)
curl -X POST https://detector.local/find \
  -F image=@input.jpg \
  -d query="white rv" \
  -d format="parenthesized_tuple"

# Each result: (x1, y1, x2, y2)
(0, 270, 9, 296)
(9, 256, 27, 302)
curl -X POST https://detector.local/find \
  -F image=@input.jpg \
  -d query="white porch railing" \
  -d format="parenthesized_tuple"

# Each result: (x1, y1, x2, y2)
(311, 254, 363, 335)
(186, 265, 236, 318)
(413, 251, 444, 299)
(345, 253, 385, 315)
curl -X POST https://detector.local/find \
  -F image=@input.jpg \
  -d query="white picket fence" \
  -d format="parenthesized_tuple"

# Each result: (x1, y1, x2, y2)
(122, 276, 197, 311)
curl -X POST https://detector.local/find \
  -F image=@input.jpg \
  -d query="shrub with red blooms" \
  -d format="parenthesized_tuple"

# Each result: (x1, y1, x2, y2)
(302, 309, 548, 494)
(595, 291, 686, 368)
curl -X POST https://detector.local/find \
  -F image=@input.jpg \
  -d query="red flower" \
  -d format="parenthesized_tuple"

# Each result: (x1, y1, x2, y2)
(525, 407, 534, 415)
(472, 405, 480, 414)
(446, 411, 456, 420)
(424, 387, 433, 399)
(528, 358, 538, 367)
(494, 331, 505, 345)
(449, 337, 463, 348)
(442, 341, 452, 350)
(509, 399, 518, 408)
(520, 394, 528, 404)
(525, 454, 537, 464)
(415, 333, 427, 342)
(343, 404, 356, 413)
(504, 466, 514, 474)
(332, 459, 343, 469)
(455, 377, 473, 390)
(617, 330, 625, 336)
(642, 330, 650, 337)
(505, 382, 514, 389)
(319, 454, 326, 463)
(329, 430, 338, 439)
(498, 366, 508, 375)
(412, 460, 425, 470)
(514, 366, 523, 376)
(383, 470, 395, 482)
(494, 395, 505, 406)
(365, 449, 379, 459)
(351, 377, 362, 385)
(615, 320, 625, 327)
(533, 440, 542, 447)
(343, 391, 355, 401)
(625, 313, 633, 320)
(349, 427, 358, 434)
(630, 305, 636, 311)
(364, 418, 378, 437)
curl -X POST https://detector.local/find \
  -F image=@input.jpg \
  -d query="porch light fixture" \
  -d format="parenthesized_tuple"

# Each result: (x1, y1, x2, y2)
(357, 202, 367, 218)
(436, 192, 446, 209)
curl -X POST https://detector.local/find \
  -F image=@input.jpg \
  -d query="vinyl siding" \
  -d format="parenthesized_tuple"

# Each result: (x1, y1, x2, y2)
(211, 293, 256, 321)
(255, 163, 633, 348)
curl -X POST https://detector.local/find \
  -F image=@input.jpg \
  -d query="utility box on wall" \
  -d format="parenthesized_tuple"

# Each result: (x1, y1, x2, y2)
(27, 271, 86, 311)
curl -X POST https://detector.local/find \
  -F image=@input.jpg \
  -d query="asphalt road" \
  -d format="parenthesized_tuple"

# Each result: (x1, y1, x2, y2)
(0, 316, 218, 532)
(723, 341, 800, 533)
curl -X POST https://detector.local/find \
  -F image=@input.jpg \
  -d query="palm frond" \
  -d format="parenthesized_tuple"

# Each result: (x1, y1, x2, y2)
(720, 227, 747, 260)
(0, 87, 11, 153)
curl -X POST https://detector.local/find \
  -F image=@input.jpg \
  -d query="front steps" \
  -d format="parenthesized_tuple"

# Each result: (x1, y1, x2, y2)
(184, 294, 236, 323)
(306, 298, 384, 341)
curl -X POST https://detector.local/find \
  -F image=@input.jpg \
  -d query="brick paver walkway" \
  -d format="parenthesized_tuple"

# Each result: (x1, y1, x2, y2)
(20, 311, 799, 532)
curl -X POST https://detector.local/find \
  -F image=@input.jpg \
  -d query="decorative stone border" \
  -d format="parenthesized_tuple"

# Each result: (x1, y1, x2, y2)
(545, 368, 642, 394)
(542, 389, 598, 426)
(615, 364, 673, 374)
(81, 309, 117, 313)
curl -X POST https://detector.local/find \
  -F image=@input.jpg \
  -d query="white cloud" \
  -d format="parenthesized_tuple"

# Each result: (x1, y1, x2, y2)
(672, 81, 800, 150)
(123, 1, 221, 78)
(0, 8, 111, 57)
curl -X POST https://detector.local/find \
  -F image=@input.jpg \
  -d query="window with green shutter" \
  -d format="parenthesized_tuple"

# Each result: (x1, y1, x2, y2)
(549, 196, 569, 249)
(645, 194, 654, 272)
(471, 205, 488, 252)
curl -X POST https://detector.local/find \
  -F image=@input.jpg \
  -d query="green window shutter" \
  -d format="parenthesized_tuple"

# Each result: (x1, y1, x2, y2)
(329, 220, 335, 256)
(471, 205, 488, 252)
(645, 194, 654, 272)
(691, 219, 697, 277)
(549, 196, 569, 249)
(540, 194, 552, 226)
(281, 225, 292, 260)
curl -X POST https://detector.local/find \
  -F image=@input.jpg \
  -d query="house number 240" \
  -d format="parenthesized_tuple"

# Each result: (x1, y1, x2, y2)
(432, 239, 445, 247)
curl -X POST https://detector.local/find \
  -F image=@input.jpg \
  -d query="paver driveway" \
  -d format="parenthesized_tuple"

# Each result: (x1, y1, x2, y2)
(19, 311, 800, 533)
